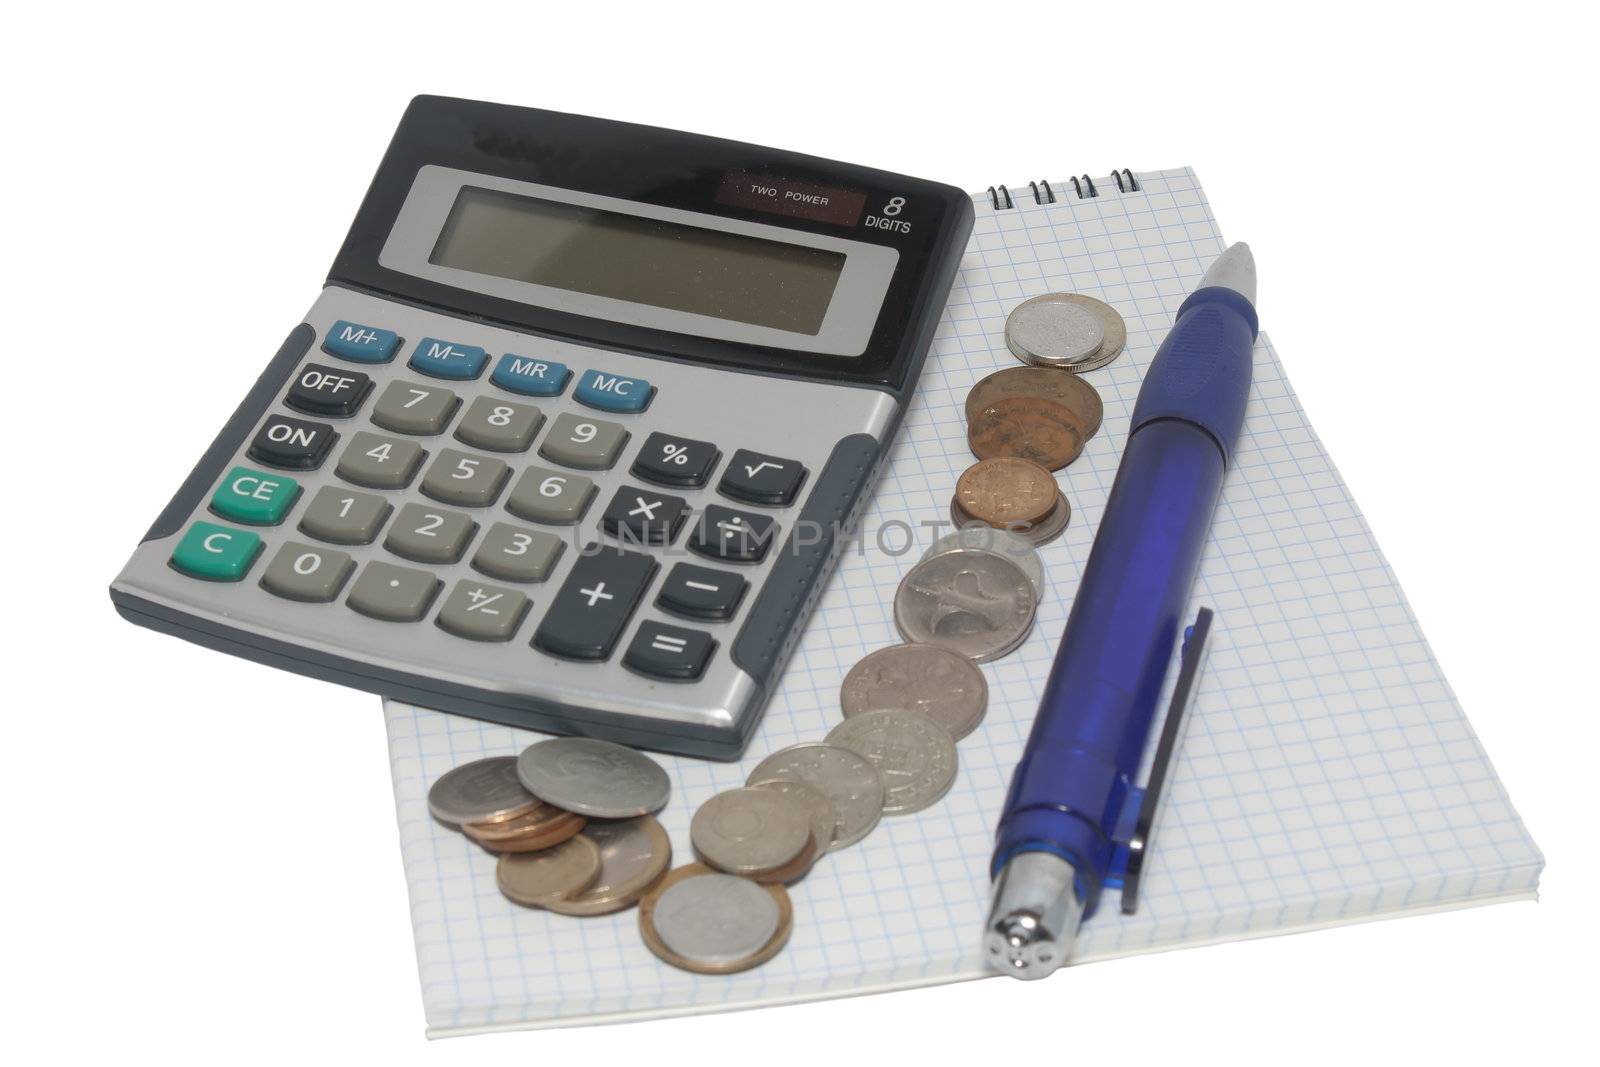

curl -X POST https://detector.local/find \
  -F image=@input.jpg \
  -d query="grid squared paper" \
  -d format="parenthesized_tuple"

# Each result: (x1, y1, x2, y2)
(383, 169, 1543, 1035)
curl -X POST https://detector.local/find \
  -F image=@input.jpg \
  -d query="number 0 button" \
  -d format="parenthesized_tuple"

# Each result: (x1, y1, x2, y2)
(539, 412, 628, 470)
(259, 542, 354, 603)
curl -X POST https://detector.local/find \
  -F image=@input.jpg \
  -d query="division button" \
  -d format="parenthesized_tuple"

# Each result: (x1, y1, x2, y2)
(436, 579, 530, 642)
(298, 486, 391, 545)
(347, 560, 441, 622)
(322, 320, 399, 364)
(408, 337, 489, 380)
(600, 485, 689, 545)
(370, 379, 461, 436)
(472, 522, 564, 583)
(454, 395, 544, 452)
(420, 448, 510, 507)
(335, 431, 426, 490)
(384, 502, 477, 564)
(532, 544, 658, 661)
(631, 432, 720, 488)
(284, 363, 373, 418)
(247, 414, 337, 471)
(539, 412, 629, 470)
(505, 466, 596, 525)
(623, 621, 715, 681)
(169, 521, 263, 582)
(688, 505, 781, 564)
(718, 449, 808, 506)
(573, 368, 652, 413)
(492, 354, 570, 397)
(656, 563, 748, 621)
(259, 541, 354, 603)
(210, 465, 300, 526)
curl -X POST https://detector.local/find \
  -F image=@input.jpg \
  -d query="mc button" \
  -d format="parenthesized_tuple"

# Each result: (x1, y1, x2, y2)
(574, 369, 652, 413)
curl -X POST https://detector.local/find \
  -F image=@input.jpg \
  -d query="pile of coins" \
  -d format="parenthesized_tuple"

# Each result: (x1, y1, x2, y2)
(428, 290, 1121, 977)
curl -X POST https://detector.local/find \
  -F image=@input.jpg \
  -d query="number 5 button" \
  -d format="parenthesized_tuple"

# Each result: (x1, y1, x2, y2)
(420, 448, 510, 506)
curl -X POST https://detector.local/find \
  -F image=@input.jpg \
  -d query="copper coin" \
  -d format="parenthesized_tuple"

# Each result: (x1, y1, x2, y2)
(752, 832, 819, 885)
(968, 396, 1085, 470)
(951, 490, 1070, 548)
(639, 863, 793, 975)
(496, 834, 602, 907)
(464, 806, 587, 853)
(543, 816, 673, 917)
(955, 457, 1058, 528)
(965, 365, 1104, 441)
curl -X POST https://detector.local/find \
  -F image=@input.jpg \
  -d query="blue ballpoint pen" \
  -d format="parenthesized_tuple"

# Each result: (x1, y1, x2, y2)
(984, 243, 1259, 979)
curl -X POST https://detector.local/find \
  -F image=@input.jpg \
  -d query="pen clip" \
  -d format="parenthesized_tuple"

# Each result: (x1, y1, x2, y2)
(1111, 607, 1215, 915)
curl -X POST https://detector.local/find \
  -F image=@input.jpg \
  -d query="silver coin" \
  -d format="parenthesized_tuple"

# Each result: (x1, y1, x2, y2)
(749, 778, 837, 853)
(840, 644, 989, 740)
(925, 526, 1046, 595)
(747, 743, 884, 851)
(825, 710, 959, 816)
(651, 873, 780, 967)
(516, 737, 671, 818)
(427, 756, 536, 826)
(893, 549, 1037, 662)
(1005, 293, 1126, 372)
(691, 788, 812, 875)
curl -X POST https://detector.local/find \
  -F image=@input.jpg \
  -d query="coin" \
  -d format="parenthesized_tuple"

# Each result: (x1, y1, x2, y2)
(1018, 491, 1071, 547)
(1005, 292, 1126, 372)
(543, 815, 673, 916)
(639, 864, 792, 975)
(747, 743, 884, 851)
(924, 527, 1045, 596)
(751, 831, 819, 885)
(516, 737, 671, 818)
(463, 804, 587, 853)
(965, 365, 1104, 441)
(496, 834, 602, 907)
(840, 643, 988, 740)
(826, 710, 959, 816)
(750, 778, 837, 853)
(954, 457, 1057, 528)
(690, 788, 811, 877)
(968, 396, 1085, 470)
(893, 549, 1037, 662)
(428, 756, 540, 826)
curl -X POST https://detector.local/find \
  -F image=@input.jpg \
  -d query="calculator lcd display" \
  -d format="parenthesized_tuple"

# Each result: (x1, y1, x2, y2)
(429, 187, 846, 336)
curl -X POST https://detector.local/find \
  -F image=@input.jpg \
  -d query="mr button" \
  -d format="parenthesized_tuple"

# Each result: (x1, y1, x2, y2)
(284, 363, 373, 418)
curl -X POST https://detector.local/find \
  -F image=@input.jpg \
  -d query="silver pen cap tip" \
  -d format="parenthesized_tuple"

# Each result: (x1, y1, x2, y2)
(983, 851, 1086, 980)
(1200, 242, 1257, 306)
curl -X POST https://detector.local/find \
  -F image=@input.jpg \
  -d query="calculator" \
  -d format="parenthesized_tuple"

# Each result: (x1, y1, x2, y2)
(109, 97, 973, 759)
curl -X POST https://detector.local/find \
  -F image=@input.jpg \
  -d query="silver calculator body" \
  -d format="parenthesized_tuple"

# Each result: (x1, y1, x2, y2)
(110, 98, 972, 759)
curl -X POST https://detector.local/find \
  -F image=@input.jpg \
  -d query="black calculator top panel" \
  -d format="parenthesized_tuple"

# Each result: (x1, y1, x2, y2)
(329, 96, 973, 397)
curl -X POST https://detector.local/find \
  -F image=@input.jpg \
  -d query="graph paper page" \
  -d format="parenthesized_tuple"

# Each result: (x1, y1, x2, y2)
(383, 168, 1543, 1034)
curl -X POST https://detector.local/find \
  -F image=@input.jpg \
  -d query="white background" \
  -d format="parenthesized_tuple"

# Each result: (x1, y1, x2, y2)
(5, 1, 1595, 1062)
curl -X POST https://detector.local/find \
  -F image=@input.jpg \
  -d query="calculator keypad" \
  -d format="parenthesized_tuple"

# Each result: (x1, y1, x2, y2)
(371, 379, 460, 436)
(336, 432, 426, 490)
(259, 541, 354, 603)
(539, 412, 629, 470)
(454, 396, 543, 452)
(298, 487, 391, 545)
(420, 449, 510, 507)
(248, 414, 337, 471)
(385, 503, 476, 564)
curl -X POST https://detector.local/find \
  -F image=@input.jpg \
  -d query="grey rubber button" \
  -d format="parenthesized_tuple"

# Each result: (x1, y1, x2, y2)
(346, 560, 440, 622)
(436, 579, 530, 641)
(505, 465, 595, 525)
(420, 448, 510, 507)
(336, 431, 426, 490)
(384, 502, 477, 564)
(538, 412, 629, 470)
(259, 541, 354, 603)
(298, 486, 391, 545)
(454, 395, 544, 452)
(472, 522, 564, 582)
(370, 379, 460, 436)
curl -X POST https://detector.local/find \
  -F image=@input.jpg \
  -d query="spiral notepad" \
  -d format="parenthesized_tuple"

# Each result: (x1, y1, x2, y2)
(382, 167, 1543, 1035)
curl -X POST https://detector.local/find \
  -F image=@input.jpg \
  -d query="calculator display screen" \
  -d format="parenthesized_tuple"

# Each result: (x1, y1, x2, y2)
(429, 186, 846, 335)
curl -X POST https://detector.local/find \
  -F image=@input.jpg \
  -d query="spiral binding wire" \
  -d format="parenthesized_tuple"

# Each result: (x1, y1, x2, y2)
(987, 170, 1139, 209)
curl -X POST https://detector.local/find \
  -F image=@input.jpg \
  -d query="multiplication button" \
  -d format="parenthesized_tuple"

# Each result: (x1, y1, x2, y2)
(600, 485, 689, 545)
(718, 449, 807, 506)
(632, 432, 719, 488)
(532, 545, 657, 661)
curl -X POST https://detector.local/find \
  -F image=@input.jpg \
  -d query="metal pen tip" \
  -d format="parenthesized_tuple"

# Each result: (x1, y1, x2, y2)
(1201, 242, 1256, 306)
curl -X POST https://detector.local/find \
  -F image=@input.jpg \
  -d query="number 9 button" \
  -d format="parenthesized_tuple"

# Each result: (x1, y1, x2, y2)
(539, 412, 628, 470)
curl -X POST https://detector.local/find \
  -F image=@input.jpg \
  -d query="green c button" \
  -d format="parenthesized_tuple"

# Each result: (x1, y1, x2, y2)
(171, 521, 263, 582)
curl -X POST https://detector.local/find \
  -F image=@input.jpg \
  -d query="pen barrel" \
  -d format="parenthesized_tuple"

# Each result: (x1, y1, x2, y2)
(990, 290, 1256, 915)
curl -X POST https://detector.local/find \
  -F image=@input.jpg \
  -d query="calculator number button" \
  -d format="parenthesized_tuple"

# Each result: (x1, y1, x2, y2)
(248, 415, 337, 471)
(533, 545, 657, 661)
(371, 379, 460, 436)
(493, 354, 571, 397)
(624, 621, 716, 681)
(539, 413, 629, 470)
(574, 369, 653, 413)
(656, 563, 748, 622)
(454, 396, 544, 453)
(420, 448, 510, 507)
(259, 542, 354, 603)
(506, 466, 596, 525)
(409, 337, 488, 380)
(385, 503, 477, 564)
(210, 466, 300, 526)
(437, 579, 530, 642)
(347, 561, 440, 622)
(473, 522, 564, 583)
(689, 505, 780, 564)
(284, 363, 373, 418)
(298, 486, 391, 545)
(322, 320, 399, 364)
(601, 486, 689, 546)
(170, 521, 263, 582)
(719, 449, 807, 507)
(336, 431, 426, 490)
(632, 432, 720, 488)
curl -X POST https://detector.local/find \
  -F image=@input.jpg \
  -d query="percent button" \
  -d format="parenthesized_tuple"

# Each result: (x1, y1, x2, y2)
(631, 432, 721, 489)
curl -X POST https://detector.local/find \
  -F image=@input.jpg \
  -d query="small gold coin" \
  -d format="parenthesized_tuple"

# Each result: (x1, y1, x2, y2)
(464, 804, 587, 853)
(496, 834, 602, 907)
(543, 816, 673, 917)
(965, 365, 1104, 441)
(954, 457, 1058, 528)
(951, 490, 1071, 548)
(968, 396, 1085, 471)
(639, 863, 793, 975)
